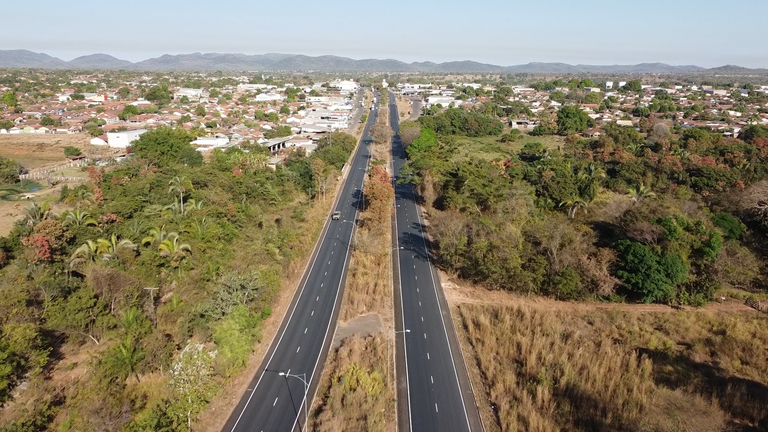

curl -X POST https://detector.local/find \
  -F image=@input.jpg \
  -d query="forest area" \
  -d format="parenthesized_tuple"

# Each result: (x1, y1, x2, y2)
(399, 97, 768, 430)
(400, 106, 768, 306)
(0, 127, 358, 431)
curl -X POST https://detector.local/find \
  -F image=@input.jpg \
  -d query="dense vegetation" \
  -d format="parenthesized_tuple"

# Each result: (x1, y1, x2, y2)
(401, 108, 768, 305)
(0, 127, 357, 430)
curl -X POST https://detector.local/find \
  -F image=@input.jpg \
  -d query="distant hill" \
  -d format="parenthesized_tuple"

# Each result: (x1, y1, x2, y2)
(0, 49, 763, 74)
(68, 53, 133, 69)
(0, 49, 69, 68)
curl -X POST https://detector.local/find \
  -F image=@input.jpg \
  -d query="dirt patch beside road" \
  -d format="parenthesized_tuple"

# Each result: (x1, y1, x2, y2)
(0, 134, 92, 169)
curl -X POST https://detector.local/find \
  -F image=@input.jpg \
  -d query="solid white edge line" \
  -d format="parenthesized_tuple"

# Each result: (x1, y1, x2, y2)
(390, 92, 414, 432)
(230, 101, 375, 432)
(413, 176, 473, 432)
(289, 108, 373, 432)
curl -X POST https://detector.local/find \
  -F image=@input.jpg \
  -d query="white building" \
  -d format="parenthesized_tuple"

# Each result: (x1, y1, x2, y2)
(191, 137, 230, 151)
(330, 80, 359, 93)
(605, 81, 614, 90)
(255, 93, 284, 102)
(426, 96, 458, 107)
(107, 129, 147, 148)
(175, 88, 204, 101)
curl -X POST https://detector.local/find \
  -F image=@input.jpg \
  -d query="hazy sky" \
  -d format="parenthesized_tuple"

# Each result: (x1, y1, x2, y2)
(3, 0, 767, 67)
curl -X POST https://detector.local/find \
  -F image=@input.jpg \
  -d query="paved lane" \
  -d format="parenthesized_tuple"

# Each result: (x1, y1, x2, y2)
(222, 94, 380, 432)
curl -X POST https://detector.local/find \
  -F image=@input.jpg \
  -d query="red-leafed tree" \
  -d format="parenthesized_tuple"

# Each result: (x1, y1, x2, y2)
(365, 165, 394, 226)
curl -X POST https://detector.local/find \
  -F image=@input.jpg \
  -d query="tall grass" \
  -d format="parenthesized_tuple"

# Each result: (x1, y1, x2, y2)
(458, 304, 768, 431)
(312, 129, 395, 430)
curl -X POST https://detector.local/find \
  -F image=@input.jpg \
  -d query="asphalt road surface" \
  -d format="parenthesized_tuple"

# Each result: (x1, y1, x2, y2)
(222, 94, 379, 432)
(389, 91, 483, 432)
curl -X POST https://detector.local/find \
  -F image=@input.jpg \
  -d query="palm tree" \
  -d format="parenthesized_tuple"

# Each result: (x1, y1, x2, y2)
(578, 163, 605, 202)
(120, 307, 148, 337)
(185, 217, 210, 241)
(125, 219, 144, 242)
(63, 210, 97, 227)
(559, 195, 589, 219)
(625, 142, 644, 156)
(142, 226, 169, 248)
(627, 184, 656, 203)
(158, 233, 192, 268)
(23, 202, 52, 227)
(168, 176, 193, 215)
(111, 338, 145, 383)
(96, 234, 136, 260)
(70, 240, 99, 267)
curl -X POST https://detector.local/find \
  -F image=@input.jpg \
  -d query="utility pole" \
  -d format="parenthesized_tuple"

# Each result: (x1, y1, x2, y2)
(144, 287, 159, 327)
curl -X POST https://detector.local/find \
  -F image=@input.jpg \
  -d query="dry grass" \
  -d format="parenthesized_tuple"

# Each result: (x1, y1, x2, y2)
(0, 134, 96, 169)
(312, 334, 394, 432)
(396, 96, 412, 119)
(457, 302, 768, 432)
(312, 120, 396, 430)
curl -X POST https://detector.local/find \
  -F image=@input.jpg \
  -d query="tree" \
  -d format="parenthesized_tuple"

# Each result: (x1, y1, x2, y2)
(63, 209, 97, 227)
(583, 92, 602, 105)
(117, 87, 131, 100)
(0, 156, 23, 184)
(168, 176, 191, 216)
(263, 125, 292, 139)
(118, 104, 139, 121)
(370, 123, 393, 145)
(195, 105, 206, 117)
(63, 146, 82, 158)
(158, 233, 191, 268)
(131, 126, 202, 167)
(627, 184, 656, 203)
(549, 90, 566, 103)
(622, 80, 642, 92)
(2, 91, 17, 107)
(556, 105, 589, 135)
(616, 240, 687, 303)
(407, 128, 438, 157)
(740, 124, 768, 142)
(279, 105, 290, 114)
(144, 84, 171, 105)
(101, 338, 145, 383)
(169, 343, 217, 431)
(647, 123, 670, 143)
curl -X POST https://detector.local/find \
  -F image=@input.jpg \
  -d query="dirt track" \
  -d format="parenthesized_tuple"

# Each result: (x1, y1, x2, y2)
(441, 271, 754, 314)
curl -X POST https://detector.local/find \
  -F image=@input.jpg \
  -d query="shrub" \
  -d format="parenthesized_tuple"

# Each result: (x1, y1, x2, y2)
(710, 212, 744, 240)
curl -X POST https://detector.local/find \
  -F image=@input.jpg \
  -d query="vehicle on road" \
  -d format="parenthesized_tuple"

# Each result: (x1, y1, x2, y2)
(332, 211, 341, 220)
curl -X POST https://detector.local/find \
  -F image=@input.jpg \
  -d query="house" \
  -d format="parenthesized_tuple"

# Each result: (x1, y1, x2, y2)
(330, 80, 359, 93)
(107, 129, 147, 148)
(426, 96, 457, 107)
(175, 88, 204, 102)
(190, 137, 230, 151)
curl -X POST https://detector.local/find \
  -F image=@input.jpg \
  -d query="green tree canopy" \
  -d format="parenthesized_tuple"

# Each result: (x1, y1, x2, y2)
(556, 105, 589, 135)
(130, 126, 202, 167)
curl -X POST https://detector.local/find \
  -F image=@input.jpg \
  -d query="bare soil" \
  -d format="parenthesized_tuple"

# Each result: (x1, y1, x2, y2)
(333, 313, 384, 349)
(0, 134, 92, 169)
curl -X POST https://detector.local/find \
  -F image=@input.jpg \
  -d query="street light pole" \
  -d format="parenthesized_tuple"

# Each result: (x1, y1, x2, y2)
(279, 372, 309, 431)
(387, 328, 410, 389)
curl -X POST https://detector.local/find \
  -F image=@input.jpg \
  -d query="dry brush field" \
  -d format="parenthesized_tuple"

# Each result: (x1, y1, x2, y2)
(455, 299, 768, 432)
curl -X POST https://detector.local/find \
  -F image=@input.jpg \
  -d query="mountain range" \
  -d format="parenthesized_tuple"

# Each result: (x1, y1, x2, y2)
(0, 49, 764, 74)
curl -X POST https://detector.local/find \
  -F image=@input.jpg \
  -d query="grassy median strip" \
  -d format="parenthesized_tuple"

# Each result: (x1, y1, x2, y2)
(311, 100, 397, 432)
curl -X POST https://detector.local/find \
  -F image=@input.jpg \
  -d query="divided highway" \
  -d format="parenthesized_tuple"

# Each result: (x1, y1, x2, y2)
(222, 94, 379, 432)
(389, 91, 483, 432)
